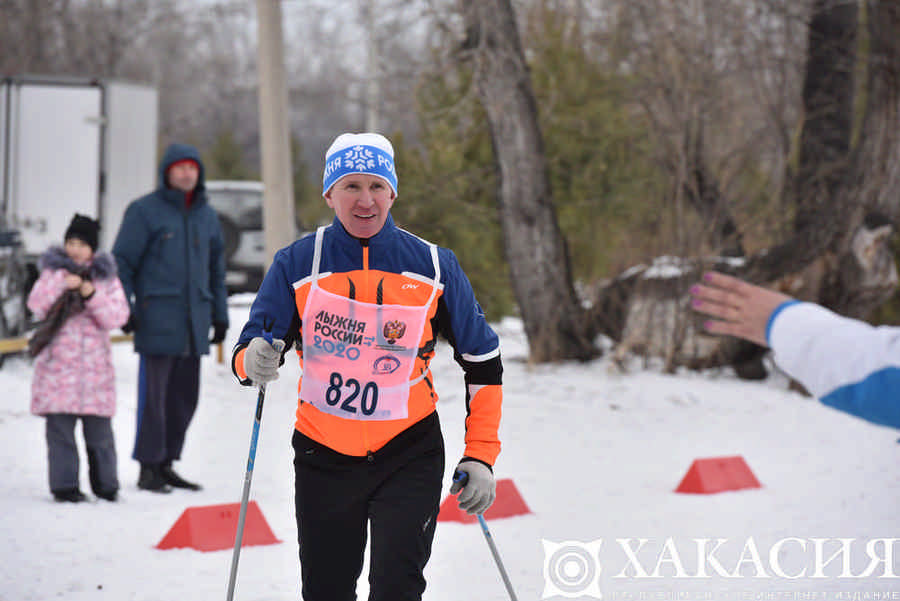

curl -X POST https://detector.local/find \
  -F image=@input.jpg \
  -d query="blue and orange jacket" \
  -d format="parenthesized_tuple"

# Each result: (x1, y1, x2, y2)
(232, 215, 503, 466)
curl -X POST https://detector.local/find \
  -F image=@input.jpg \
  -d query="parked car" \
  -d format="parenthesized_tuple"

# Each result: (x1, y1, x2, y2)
(206, 180, 266, 293)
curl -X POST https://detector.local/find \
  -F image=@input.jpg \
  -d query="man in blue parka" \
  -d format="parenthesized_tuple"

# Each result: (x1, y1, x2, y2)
(113, 143, 229, 492)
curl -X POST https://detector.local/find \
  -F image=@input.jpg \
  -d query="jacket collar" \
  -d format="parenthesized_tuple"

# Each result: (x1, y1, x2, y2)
(160, 186, 206, 209)
(38, 246, 118, 280)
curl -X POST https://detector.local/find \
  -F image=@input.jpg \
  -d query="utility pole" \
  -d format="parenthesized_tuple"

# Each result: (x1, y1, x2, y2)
(256, 0, 295, 269)
(361, 2, 379, 132)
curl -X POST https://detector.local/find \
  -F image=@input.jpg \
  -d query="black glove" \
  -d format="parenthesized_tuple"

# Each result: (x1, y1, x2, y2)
(121, 314, 138, 334)
(210, 321, 228, 344)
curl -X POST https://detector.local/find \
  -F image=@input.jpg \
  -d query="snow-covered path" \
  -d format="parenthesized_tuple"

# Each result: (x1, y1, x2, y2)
(1, 303, 897, 600)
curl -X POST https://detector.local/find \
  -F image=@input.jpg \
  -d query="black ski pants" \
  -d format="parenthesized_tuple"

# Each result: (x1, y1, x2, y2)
(132, 354, 200, 464)
(293, 411, 445, 601)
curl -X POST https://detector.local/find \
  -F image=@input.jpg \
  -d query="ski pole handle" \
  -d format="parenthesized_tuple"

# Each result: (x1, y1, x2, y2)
(255, 324, 278, 394)
(453, 470, 468, 486)
(261, 317, 275, 348)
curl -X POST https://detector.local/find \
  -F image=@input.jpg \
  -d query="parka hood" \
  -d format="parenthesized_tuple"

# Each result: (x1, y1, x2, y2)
(157, 143, 206, 195)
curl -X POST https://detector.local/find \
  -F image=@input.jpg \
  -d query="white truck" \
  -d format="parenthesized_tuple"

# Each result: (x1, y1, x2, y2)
(0, 75, 158, 339)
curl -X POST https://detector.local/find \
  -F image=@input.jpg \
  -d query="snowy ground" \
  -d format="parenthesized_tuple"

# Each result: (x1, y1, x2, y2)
(1, 297, 898, 601)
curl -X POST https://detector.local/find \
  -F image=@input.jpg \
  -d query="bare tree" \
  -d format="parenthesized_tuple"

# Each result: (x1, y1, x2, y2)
(743, 0, 899, 316)
(851, 0, 900, 221)
(745, 0, 860, 281)
(598, 0, 898, 374)
(816, 0, 900, 317)
(608, 0, 809, 258)
(459, 0, 596, 361)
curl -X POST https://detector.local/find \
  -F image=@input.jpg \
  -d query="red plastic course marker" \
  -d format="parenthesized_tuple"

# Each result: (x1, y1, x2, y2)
(438, 478, 532, 524)
(675, 455, 762, 494)
(156, 501, 281, 552)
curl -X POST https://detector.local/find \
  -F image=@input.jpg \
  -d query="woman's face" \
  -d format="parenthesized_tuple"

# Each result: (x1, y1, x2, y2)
(64, 238, 93, 265)
(325, 174, 395, 239)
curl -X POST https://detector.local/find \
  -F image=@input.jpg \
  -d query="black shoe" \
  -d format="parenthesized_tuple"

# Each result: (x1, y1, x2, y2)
(95, 489, 118, 502)
(161, 463, 202, 491)
(52, 488, 87, 503)
(138, 464, 173, 493)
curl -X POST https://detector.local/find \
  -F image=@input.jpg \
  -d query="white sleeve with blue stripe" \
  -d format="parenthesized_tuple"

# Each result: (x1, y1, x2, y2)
(767, 301, 900, 429)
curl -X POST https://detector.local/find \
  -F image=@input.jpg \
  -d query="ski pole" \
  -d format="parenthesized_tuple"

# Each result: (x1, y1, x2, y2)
(227, 331, 282, 601)
(453, 471, 519, 601)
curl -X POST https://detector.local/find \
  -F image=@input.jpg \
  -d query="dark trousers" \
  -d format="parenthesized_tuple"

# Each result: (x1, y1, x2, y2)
(132, 354, 200, 464)
(293, 412, 445, 601)
(46, 413, 118, 494)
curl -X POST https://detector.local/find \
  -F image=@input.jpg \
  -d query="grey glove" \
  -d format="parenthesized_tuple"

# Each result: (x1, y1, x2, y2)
(449, 460, 496, 515)
(243, 336, 285, 385)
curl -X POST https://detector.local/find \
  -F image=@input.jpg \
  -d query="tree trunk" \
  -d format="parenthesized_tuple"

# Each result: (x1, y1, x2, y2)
(852, 0, 900, 222)
(820, 0, 900, 318)
(793, 0, 858, 234)
(745, 0, 899, 321)
(682, 118, 744, 257)
(747, 0, 859, 282)
(459, 0, 596, 362)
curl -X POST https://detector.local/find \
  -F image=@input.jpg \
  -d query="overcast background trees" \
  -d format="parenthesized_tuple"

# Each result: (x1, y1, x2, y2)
(2, 0, 897, 368)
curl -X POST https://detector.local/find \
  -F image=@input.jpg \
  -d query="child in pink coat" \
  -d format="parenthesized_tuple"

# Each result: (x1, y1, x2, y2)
(27, 214, 130, 502)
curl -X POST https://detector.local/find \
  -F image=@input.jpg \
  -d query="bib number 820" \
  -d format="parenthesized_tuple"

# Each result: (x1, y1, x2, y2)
(325, 372, 378, 416)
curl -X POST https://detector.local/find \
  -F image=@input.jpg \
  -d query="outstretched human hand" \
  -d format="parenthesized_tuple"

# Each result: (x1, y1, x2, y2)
(689, 271, 793, 347)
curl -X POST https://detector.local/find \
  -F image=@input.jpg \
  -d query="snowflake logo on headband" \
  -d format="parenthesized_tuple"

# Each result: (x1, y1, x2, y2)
(343, 145, 375, 171)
